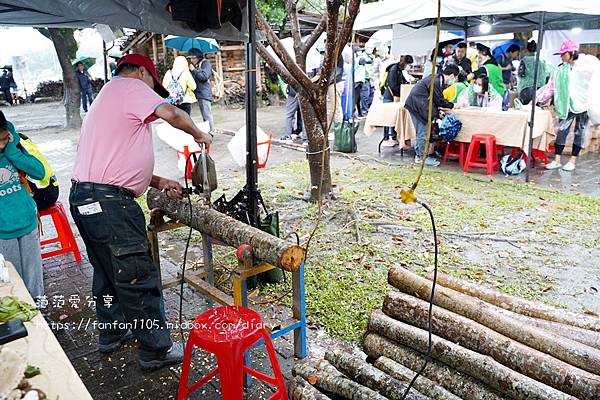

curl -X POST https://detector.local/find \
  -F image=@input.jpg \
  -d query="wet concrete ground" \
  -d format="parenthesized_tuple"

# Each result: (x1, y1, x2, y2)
(3, 101, 599, 399)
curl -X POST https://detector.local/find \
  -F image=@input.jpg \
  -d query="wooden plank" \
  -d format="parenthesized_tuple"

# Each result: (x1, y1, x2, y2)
(184, 275, 234, 306)
(152, 35, 158, 64)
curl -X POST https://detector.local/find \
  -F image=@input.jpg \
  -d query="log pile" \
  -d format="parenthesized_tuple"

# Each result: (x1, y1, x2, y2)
(292, 267, 600, 400)
(223, 80, 245, 105)
(31, 79, 105, 101)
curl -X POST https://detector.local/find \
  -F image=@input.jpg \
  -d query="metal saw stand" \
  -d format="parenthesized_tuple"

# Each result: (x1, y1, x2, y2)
(147, 212, 307, 361)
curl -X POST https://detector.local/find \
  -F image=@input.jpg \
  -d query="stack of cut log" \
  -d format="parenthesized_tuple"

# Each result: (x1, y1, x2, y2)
(223, 80, 245, 105)
(291, 267, 600, 400)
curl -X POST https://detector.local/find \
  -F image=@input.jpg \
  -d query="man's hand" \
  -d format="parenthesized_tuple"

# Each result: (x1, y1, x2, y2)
(162, 179, 184, 200)
(194, 132, 213, 149)
(150, 176, 184, 200)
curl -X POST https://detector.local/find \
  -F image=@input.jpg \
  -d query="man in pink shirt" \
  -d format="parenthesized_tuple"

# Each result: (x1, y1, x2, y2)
(69, 54, 212, 370)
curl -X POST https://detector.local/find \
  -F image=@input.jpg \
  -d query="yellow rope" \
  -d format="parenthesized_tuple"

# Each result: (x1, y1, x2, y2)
(400, 0, 442, 204)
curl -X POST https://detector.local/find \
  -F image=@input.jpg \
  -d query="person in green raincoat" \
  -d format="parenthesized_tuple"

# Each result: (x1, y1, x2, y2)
(466, 44, 505, 98)
(545, 40, 589, 172)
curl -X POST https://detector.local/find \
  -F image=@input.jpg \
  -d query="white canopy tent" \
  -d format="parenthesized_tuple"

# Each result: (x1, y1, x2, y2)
(355, 0, 600, 34)
(354, 0, 600, 181)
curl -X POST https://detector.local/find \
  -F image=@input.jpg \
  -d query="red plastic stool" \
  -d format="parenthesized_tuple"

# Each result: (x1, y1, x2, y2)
(39, 202, 82, 262)
(178, 306, 287, 400)
(176, 145, 202, 180)
(510, 147, 549, 165)
(464, 134, 499, 176)
(443, 141, 467, 165)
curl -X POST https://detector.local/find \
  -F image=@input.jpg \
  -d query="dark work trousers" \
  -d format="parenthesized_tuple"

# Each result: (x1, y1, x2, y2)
(354, 82, 364, 116)
(555, 111, 589, 157)
(284, 93, 305, 140)
(176, 102, 192, 115)
(69, 183, 172, 361)
(382, 90, 397, 141)
(367, 81, 375, 109)
(81, 87, 94, 112)
(2, 87, 13, 105)
(360, 80, 371, 115)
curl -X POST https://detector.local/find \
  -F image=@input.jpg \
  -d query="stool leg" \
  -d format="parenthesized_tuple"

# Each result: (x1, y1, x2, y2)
(486, 140, 496, 176)
(459, 143, 466, 166)
(60, 207, 82, 262)
(464, 141, 476, 173)
(261, 331, 288, 399)
(218, 352, 245, 400)
(177, 340, 195, 400)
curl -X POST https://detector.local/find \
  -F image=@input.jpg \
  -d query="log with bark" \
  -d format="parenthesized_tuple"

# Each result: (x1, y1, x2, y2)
(373, 356, 462, 400)
(293, 361, 387, 400)
(289, 376, 331, 400)
(363, 333, 508, 400)
(427, 272, 600, 332)
(494, 307, 600, 350)
(147, 188, 305, 271)
(389, 267, 600, 375)
(324, 349, 431, 400)
(383, 291, 600, 399)
(368, 311, 577, 400)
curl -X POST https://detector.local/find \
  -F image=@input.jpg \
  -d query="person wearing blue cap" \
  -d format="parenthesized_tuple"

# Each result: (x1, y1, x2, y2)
(188, 48, 214, 135)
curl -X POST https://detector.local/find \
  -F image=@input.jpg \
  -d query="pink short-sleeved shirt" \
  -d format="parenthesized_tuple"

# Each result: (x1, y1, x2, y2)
(72, 77, 166, 196)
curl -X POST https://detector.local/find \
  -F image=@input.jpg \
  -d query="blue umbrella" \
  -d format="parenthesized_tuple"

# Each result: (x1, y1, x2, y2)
(164, 36, 220, 54)
(492, 39, 524, 59)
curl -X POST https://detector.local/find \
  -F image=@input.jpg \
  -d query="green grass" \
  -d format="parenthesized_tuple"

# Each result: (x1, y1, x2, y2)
(144, 159, 600, 341)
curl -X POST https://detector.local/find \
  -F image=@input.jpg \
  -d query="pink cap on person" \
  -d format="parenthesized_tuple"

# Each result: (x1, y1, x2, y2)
(554, 40, 579, 55)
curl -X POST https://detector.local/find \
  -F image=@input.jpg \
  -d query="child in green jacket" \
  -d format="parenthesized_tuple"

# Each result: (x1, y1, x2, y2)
(0, 110, 46, 298)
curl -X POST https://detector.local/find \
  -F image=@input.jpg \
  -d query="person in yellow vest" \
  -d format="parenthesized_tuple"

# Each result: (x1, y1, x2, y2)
(467, 42, 479, 72)
(16, 130, 59, 211)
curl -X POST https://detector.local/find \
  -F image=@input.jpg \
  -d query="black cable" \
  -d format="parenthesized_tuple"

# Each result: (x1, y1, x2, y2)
(401, 201, 438, 399)
(178, 153, 195, 344)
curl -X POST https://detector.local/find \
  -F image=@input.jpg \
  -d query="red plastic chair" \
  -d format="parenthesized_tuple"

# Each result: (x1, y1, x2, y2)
(443, 141, 467, 165)
(39, 202, 82, 262)
(178, 306, 287, 400)
(510, 147, 549, 165)
(464, 134, 499, 176)
(257, 133, 273, 169)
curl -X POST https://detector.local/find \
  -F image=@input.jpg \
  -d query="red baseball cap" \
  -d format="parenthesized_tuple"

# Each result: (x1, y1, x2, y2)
(117, 54, 169, 98)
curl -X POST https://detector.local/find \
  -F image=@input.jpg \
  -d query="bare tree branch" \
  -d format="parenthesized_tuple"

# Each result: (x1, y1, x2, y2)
(256, 10, 314, 90)
(317, 0, 342, 94)
(256, 42, 301, 94)
(285, 0, 305, 69)
(302, 17, 327, 60)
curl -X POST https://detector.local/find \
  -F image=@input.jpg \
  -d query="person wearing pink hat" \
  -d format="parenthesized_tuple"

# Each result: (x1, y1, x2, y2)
(546, 40, 589, 172)
(69, 53, 212, 370)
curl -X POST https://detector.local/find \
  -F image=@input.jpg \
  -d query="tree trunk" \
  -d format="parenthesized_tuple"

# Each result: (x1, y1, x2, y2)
(293, 361, 387, 400)
(383, 291, 600, 400)
(324, 350, 431, 400)
(298, 93, 332, 201)
(289, 376, 332, 400)
(373, 356, 462, 400)
(368, 311, 576, 400)
(48, 28, 82, 129)
(494, 307, 600, 350)
(363, 333, 507, 400)
(427, 272, 600, 332)
(389, 267, 600, 375)
(146, 188, 305, 271)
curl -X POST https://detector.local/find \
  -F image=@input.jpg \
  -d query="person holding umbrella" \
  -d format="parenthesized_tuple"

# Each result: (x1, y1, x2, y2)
(188, 48, 214, 135)
(75, 61, 94, 112)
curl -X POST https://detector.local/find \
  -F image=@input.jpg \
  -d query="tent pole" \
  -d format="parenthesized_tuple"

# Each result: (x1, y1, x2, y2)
(464, 17, 468, 42)
(525, 11, 545, 183)
(103, 40, 108, 83)
(245, 0, 259, 226)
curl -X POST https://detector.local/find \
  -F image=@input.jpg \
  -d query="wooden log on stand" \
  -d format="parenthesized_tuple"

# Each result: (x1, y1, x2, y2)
(289, 376, 331, 400)
(389, 267, 600, 375)
(147, 188, 305, 271)
(293, 361, 387, 400)
(368, 311, 577, 400)
(427, 272, 600, 332)
(324, 350, 431, 400)
(373, 356, 462, 400)
(383, 291, 600, 399)
(363, 333, 508, 400)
